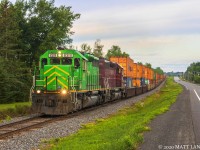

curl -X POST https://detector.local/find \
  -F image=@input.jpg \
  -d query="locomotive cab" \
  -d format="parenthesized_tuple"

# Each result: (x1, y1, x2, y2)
(32, 49, 91, 114)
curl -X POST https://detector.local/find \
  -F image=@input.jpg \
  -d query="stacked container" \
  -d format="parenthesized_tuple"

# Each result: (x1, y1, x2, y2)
(110, 57, 134, 88)
(136, 64, 143, 87)
(132, 63, 137, 86)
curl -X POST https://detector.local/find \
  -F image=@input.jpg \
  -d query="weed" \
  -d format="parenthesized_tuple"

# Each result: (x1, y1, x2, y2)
(5, 115, 11, 121)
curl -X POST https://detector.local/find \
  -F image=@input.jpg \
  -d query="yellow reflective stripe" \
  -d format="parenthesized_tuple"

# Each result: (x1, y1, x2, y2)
(58, 79, 68, 89)
(44, 66, 56, 75)
(56, 72, 67, 81)
(47, 72, 56, 79)
(55, 66, 70, 76)
(44, 72, 67, 81)
(46, 78, 55, 86)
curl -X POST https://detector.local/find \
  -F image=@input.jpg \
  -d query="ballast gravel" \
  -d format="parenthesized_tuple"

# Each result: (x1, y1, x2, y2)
(0, 82, 165, 150)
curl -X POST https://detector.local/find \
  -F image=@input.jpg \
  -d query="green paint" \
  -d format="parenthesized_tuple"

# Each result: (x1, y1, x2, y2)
(34, 49, 100, 92)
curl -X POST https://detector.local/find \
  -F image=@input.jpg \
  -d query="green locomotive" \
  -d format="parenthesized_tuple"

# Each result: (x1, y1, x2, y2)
(32, 49, 163, 115)
(32, 49, 104, 114)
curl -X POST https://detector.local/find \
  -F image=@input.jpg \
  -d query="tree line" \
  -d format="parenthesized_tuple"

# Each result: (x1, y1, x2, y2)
(184, 62, 200, 83)
(84, 41, 163, 74)
(0, 0, 79, 103)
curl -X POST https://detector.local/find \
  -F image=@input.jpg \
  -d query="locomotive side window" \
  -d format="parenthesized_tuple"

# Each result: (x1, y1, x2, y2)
(117, 67, 121, 74)
(62, 58, 72, 65)
(74, 58, 80, 68)
(50, 58, 60, 65)
(83, 60, 87, 70)
(41, 58, 47, 68)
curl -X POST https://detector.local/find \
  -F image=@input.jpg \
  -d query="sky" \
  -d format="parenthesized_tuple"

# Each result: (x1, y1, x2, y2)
(11, 0, 200, 72)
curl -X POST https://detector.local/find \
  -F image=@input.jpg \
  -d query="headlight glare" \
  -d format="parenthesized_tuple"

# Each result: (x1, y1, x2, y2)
(61, 89, 67, 95)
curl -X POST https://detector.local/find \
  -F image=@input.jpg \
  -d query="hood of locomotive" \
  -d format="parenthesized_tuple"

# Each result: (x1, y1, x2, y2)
(36, 65, 72, 92)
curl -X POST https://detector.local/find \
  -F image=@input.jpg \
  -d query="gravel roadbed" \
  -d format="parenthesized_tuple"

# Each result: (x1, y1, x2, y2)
(0, 82, 165, 150)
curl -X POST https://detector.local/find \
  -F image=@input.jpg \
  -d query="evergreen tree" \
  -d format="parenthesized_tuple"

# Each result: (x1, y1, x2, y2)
(0, 0, 79, 103)
(0, 0, 21, 59)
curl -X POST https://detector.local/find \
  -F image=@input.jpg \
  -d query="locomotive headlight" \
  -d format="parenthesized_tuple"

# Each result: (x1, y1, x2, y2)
(58, 51, 62, 57)
(61, 89, 67, 95)
(36, 90, 41, 94)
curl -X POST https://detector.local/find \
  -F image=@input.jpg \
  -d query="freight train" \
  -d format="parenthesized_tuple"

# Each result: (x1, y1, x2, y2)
(31, 49, 165, 115)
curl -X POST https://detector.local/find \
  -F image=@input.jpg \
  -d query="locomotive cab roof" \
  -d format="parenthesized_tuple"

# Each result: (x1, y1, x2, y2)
(40, 49, 88, 61)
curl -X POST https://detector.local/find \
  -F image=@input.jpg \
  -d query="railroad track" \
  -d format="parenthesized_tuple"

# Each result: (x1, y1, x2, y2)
(0, 115, 66, 140)
(0, 82, 165, 140)
(0, 100, 120, 140)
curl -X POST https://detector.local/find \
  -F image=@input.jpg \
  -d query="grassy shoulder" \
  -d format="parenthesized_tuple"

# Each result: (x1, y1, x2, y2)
(44, 77, 182, 150)
(0, 102, 31, 120)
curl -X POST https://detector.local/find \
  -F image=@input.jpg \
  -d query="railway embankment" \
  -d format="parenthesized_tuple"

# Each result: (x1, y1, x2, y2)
(41, 77, 182, 150)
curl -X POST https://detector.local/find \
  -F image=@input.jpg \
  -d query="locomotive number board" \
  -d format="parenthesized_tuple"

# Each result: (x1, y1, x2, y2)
(63, 54, 73, 57)
(49, 54, 73, 58)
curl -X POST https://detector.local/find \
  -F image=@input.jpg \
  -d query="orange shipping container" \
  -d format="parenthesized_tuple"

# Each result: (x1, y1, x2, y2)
(147, 68, 153, 80)
(136, 79, 141, 87)
(132, 80, 137, 87)
(144, 66, 148, 79)
(137, 64, 143, 79)
(110, 56, 134, 78)
(133, 63, 137, 78)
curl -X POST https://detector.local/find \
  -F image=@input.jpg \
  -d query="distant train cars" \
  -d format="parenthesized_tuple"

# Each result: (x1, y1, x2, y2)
(32, 49, 165, 115)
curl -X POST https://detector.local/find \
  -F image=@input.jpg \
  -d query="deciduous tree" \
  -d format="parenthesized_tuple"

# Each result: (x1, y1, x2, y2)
(93, 39, 104, 58)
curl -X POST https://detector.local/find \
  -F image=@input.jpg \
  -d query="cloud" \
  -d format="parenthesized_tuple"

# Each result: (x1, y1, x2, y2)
(71, 0, 200, 40)
(9, 0, 200, 72)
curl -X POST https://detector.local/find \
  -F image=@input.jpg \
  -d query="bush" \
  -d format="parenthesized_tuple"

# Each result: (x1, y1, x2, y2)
(194, 75, 200, 84)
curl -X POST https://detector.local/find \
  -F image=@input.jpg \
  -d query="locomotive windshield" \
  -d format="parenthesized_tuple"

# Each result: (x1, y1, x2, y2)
(49, 58, 73, 65)
(50, 58, 60, 65)
(62, 58, 72, 65)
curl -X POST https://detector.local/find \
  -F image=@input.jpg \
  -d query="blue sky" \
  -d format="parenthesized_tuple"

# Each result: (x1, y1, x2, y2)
(11, 0, 200, 72)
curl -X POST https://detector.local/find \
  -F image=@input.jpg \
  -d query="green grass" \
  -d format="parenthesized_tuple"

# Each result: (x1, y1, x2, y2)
(0, 102, 31, 120)
(0, 102, 31, 111)
(44, 77, 182, 150)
